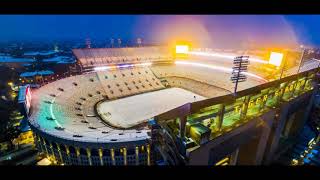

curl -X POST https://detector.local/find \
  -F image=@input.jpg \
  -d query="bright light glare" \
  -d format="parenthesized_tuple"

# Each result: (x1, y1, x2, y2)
(269, 52, 283, 67)
(175, 61, 268, 82)
(94, 63, 152, 71)
(135, 62, 152, 67)
(176, 45, 189, 54)
(118, 64, 134, 68)
(187, 51, 268, 64)
(94, 66, 113, 71)
(175, 61, 231, 73)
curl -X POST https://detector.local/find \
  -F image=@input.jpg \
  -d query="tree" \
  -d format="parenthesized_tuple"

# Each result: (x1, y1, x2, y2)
(0, 65, 21, 151)
(3, 126, 21, 150)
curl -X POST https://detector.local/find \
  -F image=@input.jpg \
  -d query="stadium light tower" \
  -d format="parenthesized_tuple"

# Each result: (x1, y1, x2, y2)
(118, 38, 122, 47)
(110, 38, 114, 48)
(269, 52, 283, 67)
(231, 56, 249, 95)
(137, 38, 142, 47)
(86, 38, 91, 49)
(268, 51, 285, 79)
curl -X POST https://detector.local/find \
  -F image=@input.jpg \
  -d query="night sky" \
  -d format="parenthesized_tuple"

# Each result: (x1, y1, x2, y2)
(0, 15, 319, 48)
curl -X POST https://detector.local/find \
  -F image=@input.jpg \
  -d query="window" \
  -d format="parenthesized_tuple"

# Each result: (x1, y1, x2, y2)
(142, 85, 145, 88)
(124, 82, 128, 85)
(110, 90, 114, 94)
(105, 76, 108, 79)
(116, 83, 120, 87)
(119, 89, 123, 92)
(107, 85, 111, 88)
(136, 86, 139, 89)
(122, 73, 125, 77)
(132, 81, 136, 84)
(145, 71, 148, 74)
(131, 72, 134, 75)
(138, 72, 141, 74)
(114, 75, 117, 78)
(128, 87, 131, 90)
(138, 80, 141, 83)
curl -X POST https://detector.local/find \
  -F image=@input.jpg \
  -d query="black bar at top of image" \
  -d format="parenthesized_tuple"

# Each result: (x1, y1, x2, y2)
(0, 0, 320, 14)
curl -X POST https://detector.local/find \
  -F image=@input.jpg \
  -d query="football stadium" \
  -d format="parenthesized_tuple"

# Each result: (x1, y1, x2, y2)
(26, 44, 320, 165)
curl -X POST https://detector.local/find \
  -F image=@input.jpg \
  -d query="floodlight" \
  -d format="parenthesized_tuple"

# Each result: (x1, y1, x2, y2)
(176, 45, 189, 54)
(269, 52, 284, 67)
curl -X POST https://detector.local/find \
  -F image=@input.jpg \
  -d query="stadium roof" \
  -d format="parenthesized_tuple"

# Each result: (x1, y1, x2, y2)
(43, 56, 75, 64)
(24, 50, 57, 56)
(0, 55, 35, 63)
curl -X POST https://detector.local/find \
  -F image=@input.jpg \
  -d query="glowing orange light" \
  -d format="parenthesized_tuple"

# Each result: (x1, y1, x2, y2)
(269, 52, 284, 67)
(176, 45, 189, 54)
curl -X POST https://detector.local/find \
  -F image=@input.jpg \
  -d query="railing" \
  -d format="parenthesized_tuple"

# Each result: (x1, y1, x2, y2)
(155, 66, 320, 151)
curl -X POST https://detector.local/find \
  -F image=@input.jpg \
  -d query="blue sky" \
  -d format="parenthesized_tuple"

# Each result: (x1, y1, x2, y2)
(0, 15, 319, 48)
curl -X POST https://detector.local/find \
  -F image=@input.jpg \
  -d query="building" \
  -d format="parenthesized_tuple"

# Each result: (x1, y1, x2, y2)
(26, 45, 320, 165)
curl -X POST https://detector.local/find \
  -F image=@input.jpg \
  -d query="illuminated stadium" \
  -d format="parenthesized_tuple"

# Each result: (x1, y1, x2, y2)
(27, 44, 320, 165)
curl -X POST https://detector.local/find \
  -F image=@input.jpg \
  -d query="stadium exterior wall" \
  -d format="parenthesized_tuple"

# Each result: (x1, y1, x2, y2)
(29, 124, 151, 166)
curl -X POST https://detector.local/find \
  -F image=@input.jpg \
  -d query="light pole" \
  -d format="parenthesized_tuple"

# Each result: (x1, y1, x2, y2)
(279, 61, 286, 80)
(297, 45, 306, 74)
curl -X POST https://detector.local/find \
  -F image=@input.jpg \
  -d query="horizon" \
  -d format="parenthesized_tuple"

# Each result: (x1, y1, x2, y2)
(0, 15, 319, 49)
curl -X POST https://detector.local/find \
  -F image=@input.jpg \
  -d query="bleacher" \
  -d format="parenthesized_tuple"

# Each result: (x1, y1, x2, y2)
(97, 67, 164, 99)
(72, 46, 173, 68)
(29, 67, 161, 143)
(165, 76, 231, 98)
(150, 65, 263, 94)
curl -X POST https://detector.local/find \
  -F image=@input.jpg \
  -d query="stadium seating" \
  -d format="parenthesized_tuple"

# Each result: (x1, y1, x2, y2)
(73, 47, 173, 68)
(165, 77, 231, 98)
(97, 67, 165, 99)
(29, 66, 163, 142)
(150, 65, 262, 93)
